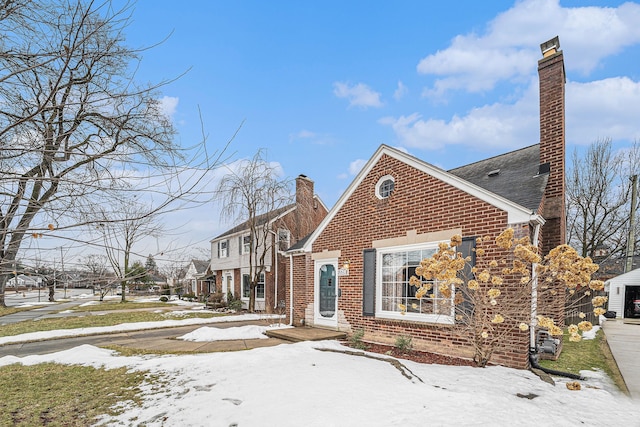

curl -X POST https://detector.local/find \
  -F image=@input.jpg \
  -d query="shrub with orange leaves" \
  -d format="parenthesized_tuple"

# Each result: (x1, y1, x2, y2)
(400, 228, 601, 367)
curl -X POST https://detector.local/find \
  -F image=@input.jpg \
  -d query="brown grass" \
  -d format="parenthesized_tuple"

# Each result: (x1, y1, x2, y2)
(0, 362, 154, 426)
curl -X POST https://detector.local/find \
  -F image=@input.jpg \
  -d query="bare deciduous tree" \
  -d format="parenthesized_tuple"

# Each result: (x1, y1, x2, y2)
(216, 150, 292, 312)
(567, 138, 640, 260)
(81, 253, 113, 301)
(97, 200, 163, 302)
(0, 0, 229, 306)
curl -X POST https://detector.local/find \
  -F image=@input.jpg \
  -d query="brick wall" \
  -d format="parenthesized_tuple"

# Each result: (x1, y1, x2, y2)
(301, 154, 533, 369)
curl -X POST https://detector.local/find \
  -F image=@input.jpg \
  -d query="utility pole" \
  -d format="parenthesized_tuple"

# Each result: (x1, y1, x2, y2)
(60, 246, 67, 298)
(625, 174, 638, 273)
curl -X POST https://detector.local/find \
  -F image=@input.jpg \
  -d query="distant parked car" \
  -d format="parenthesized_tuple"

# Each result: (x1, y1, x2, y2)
(632, 299, 640, 318)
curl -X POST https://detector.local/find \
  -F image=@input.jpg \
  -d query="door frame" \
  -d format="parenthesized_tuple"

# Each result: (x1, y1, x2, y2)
(222, 271, 233, 301)
(314, 258, 339, 328)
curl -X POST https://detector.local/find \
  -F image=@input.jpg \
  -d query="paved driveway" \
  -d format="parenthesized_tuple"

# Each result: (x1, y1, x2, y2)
(602, 319, 640, 399)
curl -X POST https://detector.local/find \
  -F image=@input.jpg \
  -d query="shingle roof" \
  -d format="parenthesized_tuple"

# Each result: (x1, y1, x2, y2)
(448, 144, 548, 212)
(213, 203, 295, 240)
(191, 260, 209, 274)
(286, 232, 312, 252)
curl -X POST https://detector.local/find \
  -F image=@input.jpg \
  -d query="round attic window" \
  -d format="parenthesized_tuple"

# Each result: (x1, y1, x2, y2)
(376, 175, 395, 199)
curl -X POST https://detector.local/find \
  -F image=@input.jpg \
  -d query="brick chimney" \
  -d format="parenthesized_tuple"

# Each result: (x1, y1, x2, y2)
(295, 174, 314, 207)
(294, 174, 316, 239)
(538, 36, 566, 254)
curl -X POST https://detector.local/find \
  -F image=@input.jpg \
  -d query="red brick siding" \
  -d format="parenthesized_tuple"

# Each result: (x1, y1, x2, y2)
(538, 50, 566, 253)
(305, 155, 533, 368)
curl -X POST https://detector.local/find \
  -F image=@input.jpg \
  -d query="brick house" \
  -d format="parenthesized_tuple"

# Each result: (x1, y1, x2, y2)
(284, 37, 566, 369)
(210, 175, 328, 311)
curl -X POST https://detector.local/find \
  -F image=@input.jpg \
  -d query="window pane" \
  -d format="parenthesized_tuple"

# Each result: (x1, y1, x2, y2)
(379, 245, 452, 319)
(407, 250, 422, 266)
(379, 179, 394, 198)
(242, 275, 250, 298)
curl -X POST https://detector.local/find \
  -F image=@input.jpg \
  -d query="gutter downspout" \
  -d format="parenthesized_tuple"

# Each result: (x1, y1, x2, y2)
(268, 230, 279, 310)
(530, 221, 542, 352)
(528, 217, 583, 380)
(288, 253, 294, 326)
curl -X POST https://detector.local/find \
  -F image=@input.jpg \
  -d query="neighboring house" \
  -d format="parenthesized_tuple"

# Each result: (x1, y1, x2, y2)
(284, 37, 567, 369)
(605, 268, 640, 319)
(210, 175, 328, 311)
(6, 274, 41, 288)
(594, 255, 640, 281)
(184, 259, 215, 297)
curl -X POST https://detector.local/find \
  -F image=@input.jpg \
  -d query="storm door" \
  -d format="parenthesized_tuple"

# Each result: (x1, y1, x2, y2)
(315, 260, 338, 327)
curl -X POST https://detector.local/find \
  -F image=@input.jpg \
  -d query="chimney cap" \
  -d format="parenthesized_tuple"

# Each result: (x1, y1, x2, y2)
(540, 36, 561, 57)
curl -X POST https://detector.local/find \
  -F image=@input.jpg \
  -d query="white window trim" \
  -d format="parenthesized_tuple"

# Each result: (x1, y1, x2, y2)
(375, 240, 454, 325)
(375, 175, 395, 199)
(219, 239, 229, 258)
(241, 272, 265, 301)
(240, 235, 251, 255)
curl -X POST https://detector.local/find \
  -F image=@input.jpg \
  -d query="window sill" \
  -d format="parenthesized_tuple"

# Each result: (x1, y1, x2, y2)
(374, 312, 454, 326)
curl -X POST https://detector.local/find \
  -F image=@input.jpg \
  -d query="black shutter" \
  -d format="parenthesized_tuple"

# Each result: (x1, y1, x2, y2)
(363, 248, 376, 316)
(457, 237, 476, 316)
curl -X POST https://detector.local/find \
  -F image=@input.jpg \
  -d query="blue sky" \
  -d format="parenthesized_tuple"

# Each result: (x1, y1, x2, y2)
(103, 0, 640, 261)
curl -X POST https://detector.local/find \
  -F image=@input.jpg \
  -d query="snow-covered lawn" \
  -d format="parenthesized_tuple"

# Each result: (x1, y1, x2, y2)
(0, 325, 636, 426)
(0, 297, 636, 426)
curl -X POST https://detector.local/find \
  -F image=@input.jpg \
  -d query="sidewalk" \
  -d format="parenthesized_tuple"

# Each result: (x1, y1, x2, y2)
(0, 300, 90, 325)
(601, 319, 640, 399)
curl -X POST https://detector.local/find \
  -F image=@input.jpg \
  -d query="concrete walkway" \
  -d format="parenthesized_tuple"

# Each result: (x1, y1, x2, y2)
(601, 319, 640, 399)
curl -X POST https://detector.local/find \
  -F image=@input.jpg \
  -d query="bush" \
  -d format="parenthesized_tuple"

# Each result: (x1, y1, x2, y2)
(349, 329, 367, 350)
(182, 293, 196, 301)
(395, 335, 413, 353)
(159, 295, 168, 302)
(228, 298, 243, 311)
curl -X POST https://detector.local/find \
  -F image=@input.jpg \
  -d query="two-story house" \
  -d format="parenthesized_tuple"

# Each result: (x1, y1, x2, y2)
(210, 175, 328, 311)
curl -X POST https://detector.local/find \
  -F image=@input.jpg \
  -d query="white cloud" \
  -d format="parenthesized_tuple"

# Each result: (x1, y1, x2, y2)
(381, 75, 640, 152)
(158, 96, 179, 119)
(348, 158, 367, 176)
(291, 130, 316, 139)
(393, 81, 408, 100)
(333, 82, 383, 108)
(380, 79, 539, 150)
(567, 77, 640, 145)
(417, 0, 640, 97)
(288, 129, 336, 146)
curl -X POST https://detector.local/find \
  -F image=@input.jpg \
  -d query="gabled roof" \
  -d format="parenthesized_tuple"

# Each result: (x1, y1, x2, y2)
(448, 144, 548, 212)
(190, 260, 210, 274)
(212, 204, 296, 241)
(292, 144, 545, 253)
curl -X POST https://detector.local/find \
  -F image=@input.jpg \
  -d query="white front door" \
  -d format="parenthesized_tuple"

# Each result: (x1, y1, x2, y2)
(314, 259, 338, 328)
